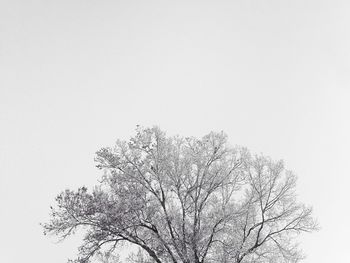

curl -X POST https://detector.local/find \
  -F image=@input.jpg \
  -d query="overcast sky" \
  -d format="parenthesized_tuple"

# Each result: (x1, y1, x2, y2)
(1, 0, 350, 262)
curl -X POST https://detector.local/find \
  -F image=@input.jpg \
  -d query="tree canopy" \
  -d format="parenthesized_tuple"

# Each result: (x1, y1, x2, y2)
(43, 126, 317, 263)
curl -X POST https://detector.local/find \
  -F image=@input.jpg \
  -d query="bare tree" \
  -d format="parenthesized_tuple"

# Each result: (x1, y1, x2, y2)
(43, 126, 317, 263)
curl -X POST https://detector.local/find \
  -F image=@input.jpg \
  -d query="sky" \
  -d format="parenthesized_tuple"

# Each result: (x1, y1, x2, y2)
(1, 0, 350, 262)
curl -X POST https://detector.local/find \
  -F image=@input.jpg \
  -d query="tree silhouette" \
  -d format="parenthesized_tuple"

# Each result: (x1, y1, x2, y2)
(43, 126, 317, 263)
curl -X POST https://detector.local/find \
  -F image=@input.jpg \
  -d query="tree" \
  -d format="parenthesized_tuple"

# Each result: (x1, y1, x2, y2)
(43, 126, 317, 263)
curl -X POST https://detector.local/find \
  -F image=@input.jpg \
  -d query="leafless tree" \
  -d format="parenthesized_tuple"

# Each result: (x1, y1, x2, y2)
(43, 126, 317, 263)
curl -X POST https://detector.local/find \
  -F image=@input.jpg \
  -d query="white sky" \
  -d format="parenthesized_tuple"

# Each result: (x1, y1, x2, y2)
(1, 0, 349, 262)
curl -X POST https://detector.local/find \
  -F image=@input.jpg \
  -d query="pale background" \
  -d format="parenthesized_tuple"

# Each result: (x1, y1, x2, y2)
(1, 0, 349, 262)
